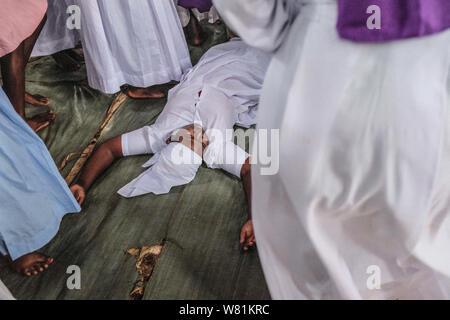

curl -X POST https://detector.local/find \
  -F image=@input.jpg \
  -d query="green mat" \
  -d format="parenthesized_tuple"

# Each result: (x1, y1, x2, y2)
(0, 22, 270, 300)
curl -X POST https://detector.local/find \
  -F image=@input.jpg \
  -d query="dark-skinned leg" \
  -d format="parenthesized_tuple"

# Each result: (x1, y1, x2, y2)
(23, 15, 51, 107)
(186, 12, 206, 46)
(1, 37, 55, 131)
(1, 43, 26, 118)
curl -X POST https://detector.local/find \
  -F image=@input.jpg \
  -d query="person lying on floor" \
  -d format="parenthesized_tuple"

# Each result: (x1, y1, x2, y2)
(70, 37, 272, 250)
(0, 86, 81, 277)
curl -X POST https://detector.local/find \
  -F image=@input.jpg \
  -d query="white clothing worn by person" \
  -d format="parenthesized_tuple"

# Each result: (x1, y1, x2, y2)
(32, 0, 81, 57)
(73, 0, 192, 94)
(118, 38, 271, 197)
(215, 0, 450, 299)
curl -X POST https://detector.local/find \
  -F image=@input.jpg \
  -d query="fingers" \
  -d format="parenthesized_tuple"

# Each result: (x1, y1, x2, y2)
(71, 186, 85, 206)
(242, 233, 256, 251)
(76, 193, 85, 206)
(240, 228, 246, 244)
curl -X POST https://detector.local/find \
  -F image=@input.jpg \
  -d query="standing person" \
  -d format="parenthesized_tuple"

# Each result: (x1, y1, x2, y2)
(214, 0, 450, 299)
(0, 86, 81, 277)
(74, 0, 192, 98)
(177, 0, 215, 46)
(0, 0, 55, 132)
(32, 0, 83, 72)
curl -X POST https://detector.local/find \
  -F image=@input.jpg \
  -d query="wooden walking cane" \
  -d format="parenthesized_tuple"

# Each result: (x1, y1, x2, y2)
(64, 92, 128, 185)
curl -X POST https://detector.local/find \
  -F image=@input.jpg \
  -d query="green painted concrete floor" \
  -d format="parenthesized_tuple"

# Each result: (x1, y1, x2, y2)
(0, 22, 271, 300)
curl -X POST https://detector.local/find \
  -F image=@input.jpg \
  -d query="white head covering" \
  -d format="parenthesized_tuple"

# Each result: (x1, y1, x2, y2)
(118, 142, 202, 198)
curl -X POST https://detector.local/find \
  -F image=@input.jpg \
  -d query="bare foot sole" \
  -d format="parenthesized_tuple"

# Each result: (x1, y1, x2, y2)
(26, 111, 56, 133)
(52, 51, 81, 72)
(126, 85, 167, 99)
(9, 253, 54, 277)
(25, 92, 50, 107)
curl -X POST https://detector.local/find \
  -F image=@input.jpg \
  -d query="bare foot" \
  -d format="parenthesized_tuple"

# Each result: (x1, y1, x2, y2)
(8, 253, 54, 277)
(52, 51, 81, 72)
(26, 111, 56, 133)
(25, 92, 50, 107)
(126, 85, 167, 99)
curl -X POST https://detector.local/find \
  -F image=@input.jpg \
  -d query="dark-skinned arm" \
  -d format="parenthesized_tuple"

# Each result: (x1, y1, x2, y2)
(70, 136, 123, 206)
(239, 157, 255, 251)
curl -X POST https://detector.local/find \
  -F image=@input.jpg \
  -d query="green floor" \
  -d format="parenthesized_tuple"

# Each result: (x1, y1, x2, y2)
(0, 22, 270, 300)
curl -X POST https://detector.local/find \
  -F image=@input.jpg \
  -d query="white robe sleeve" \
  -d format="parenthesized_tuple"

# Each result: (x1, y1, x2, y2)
(213, 0, 300, 52)
(203, 140, 249, 178)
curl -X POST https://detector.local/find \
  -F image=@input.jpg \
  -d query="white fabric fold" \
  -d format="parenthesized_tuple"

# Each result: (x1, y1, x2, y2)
(118, 143, 202, 197)
(203, 140, 249, 178)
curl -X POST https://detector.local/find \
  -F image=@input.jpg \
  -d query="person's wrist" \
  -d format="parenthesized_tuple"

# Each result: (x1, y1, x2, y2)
(76, 181, 87, 191)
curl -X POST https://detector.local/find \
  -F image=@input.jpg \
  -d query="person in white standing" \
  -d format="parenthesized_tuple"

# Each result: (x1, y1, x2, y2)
(214, 0, 450, 299)
(74, 0, 192, 98)
(32, 0, 82, 72)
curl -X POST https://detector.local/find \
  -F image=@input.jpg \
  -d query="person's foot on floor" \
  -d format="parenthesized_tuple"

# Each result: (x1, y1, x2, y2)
(126, 85, 167, 99)
(52, 51, 81, 72)
(25, 92, 50, 107)
(26, 111, 55, 133)
(9, 253, 54, 277)
(65, 49, 84, 63)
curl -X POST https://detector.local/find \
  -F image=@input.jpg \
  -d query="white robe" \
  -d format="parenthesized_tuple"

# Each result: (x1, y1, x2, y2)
(215, 0, 450, 299)
(118, 38, 271, 197)
(32, 0, 80, 57)
(0, 280, 14, 300)
(74, 0, 192, 94)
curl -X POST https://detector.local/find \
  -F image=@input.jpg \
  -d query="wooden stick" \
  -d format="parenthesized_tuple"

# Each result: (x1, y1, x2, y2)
(65, 92, 128, 185)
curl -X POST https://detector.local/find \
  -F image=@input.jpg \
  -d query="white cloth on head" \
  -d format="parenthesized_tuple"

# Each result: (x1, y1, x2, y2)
(215, 0, 450, 300)
(118, 142, 201, 197)
(73, 0, 192, 94)
(32, 0, 81, 57)
(119, 39, 270, 196)
(0, 280, 14, 300)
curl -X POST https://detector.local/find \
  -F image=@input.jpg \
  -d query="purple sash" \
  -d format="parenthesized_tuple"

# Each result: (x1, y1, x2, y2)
(178, 0, 213, 13)
(337, 0, 450, 42)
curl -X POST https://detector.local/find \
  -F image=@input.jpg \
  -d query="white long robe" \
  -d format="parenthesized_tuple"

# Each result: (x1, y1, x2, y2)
(74, 0, 192, 94)
(215, 0, 450, 299)
(32, 0, 80, 57)
(0, 280, 14, 300)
